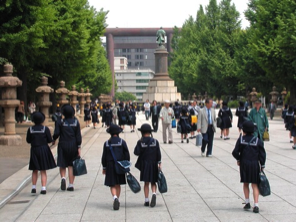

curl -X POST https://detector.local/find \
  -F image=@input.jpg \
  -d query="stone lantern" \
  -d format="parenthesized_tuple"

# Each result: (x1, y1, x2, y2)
(269, 86, 279, 104)
(249, 88, 258, 106)
(56, 81, 69, 106)
(36, 77, 54, 125)
(0, 64, 22, 145)
(204, 92, 208, 100)
(198, 93, 202, 101)
(68, 85, 79, 113)
(85, 88, 92, 106)
(192, 93, 197, 101)
(281, 87, 287, 103)
(78, 88, 86, 116)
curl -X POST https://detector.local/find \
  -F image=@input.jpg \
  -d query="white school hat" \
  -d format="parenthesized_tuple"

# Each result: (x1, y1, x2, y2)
(164, 100, 170, 103)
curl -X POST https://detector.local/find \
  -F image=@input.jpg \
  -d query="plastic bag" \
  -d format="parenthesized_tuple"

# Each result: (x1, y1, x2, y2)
(258, 171, 271, 197)
(158, 169, 168, 193)
(263, 131, 270, 141)
(172, 119, 176, 128)
(196, 134, 203, 146)
(126, 172, 141, 193)
(73, 158, 87, 176)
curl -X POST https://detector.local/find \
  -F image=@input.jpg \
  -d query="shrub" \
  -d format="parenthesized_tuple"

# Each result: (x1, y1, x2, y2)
(228, 100, 239, 108)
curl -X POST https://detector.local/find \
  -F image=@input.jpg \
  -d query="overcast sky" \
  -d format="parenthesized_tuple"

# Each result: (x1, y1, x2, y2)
(88, 0, 250, 29)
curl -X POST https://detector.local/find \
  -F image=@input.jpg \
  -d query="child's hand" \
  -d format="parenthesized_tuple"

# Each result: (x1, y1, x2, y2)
(102, 169, 106, 175)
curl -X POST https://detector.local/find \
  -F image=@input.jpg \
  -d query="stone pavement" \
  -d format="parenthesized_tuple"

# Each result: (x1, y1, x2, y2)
(0, 112, 296, 222)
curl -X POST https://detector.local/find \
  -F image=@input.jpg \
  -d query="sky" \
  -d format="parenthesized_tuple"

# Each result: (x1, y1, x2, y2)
(88, 0, 250, 29)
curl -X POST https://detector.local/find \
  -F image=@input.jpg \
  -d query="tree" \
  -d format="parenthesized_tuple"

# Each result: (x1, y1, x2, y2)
(114, 91, 136, 102)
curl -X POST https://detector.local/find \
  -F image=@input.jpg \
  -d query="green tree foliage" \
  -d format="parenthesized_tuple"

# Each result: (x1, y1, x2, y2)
(114, 91, 136, 102)
(245, 0, 296, 103)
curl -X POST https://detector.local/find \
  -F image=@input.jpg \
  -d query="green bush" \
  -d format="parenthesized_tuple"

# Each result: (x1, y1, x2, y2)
(228, 100, 239, 108)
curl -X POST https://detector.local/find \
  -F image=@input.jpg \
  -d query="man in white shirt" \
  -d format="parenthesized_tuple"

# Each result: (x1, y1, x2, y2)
(160, 100, 175, 144)
(144, 99, 151, 120)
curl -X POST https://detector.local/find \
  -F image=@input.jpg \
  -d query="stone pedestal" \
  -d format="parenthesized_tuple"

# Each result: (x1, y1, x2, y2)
(56, 81, 69, 106)
(270, 86, 279, 104)
(69, 85, 79, 113)
(85, 89, 92, 106)
(143, 46, 181, 102)
(78, 89, 86, 116)
(36, 77, 54, 125)
(250, 88, 258, 107)
(0, 64, 22, 146)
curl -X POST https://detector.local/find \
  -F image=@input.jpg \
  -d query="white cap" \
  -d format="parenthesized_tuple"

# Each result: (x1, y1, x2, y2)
(164, 100, 170, 103)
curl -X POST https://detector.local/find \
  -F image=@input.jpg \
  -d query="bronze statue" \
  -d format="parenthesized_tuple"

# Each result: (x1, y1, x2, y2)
(156, 27, 166, 46)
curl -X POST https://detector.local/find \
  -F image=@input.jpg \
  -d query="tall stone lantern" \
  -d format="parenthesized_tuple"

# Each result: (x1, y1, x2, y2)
(36, 77, 54, 125)
(85, 88, 92, 106)
(68, 85, 79, 113)
(56, 81, 69, 106)
(281, 87, 287, 104)
(0, 64, 22, 145)
(250, 88, 258, 106)
(269, 86, 279, 104)
(79, 88, 86, 116)
(192, 93, 197, 101)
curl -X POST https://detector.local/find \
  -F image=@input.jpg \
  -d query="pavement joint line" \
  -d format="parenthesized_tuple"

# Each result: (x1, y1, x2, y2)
(0, 126, 93, 210)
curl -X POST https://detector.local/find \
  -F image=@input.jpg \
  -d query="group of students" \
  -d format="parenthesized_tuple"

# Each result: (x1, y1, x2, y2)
(282, 104, 296, 148)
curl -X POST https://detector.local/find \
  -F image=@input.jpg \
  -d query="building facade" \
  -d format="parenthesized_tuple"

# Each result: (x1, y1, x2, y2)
(114, 57, 128, 70)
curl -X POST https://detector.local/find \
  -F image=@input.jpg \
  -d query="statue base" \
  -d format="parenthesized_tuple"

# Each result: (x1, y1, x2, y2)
(0, 135, 22, 146)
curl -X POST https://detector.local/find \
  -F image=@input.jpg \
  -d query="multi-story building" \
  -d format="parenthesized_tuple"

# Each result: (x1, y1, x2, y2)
(114, 57, 128, 70)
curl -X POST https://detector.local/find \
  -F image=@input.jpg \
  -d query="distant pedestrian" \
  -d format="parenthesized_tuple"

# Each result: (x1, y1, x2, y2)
(102, 124, 130, 210)
(179, 107, 190, 143)
(134, 124, 161, 208)
(218, 101, 233, 140)
(282, 104, 288, 122)
(52, 105, 62, 125)
(285, 106, 296, 147)
(84, 104, 91, 127)
(197, 98, 217, 157)
(173, 101, 182, 121)
(105, 104, 113, 128)
(118, 102, 128, 132)
(248, 100, 269, 141)
(160, 100, 174, 144)
(188, 101, 199, 139)
(16, 101, 25, 123)
(53, 105, 82, 192)
(101, 104, 106, 127)
(150, 100, 161, 132)
(91, 106, 98, 129)
(232, 121, 266, 214)
(268, 101, 276, 120)
(144, 99, 151, 120)
(112, 103, 118, 125)
(128, 104, 136, 132)
(236, 101, 248, 133)
(27, 112, 56, 195)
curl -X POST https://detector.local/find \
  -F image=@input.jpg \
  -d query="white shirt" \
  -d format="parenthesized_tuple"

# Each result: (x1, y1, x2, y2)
(144, 102, 150, 111)
(160, 107, 174, 124)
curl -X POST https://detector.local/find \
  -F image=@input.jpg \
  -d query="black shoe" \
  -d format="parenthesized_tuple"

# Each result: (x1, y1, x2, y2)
(164, 141, 167, 144)
(144, 202, 149, 207)
(61, 178, 66, 191)
(40, 190, 46, 195)
(181, 140, 184, 143)
(67, 187, 74, 191)
(113, 198, 120, 210)
(150, 194, 156, 208)
(168, 141, 173, 144)
(31, 188, 36, 194)
(253, 206, 259, 213)
(187, 138, 189, 143)
(243, 203, 251, 210)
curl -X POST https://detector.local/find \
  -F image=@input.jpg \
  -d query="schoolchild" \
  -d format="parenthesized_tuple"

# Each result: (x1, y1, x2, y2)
(218, 101, 233, 140)
(84, 104, 91, 127)
(26, 112, 57, 194)
(101, 124, 130, 210)
(91, 106, 98, 129)
(101, 103, 106, 128)
(52, 105, 62, 124)
(173, 102, 182, 120)
(282, 104, 288, 122)
(118, 102, 128, 132)
(284, 106, 294, 144)
(128, 104, 136, 132)
(134, 124, 161, 208)
(232, 121, 266, 213)
(235, 101, 248, 133)
(105, 103, 113, 128)
(53, 105, 82, 191)
(179, 107, 190, 143)
(188, 106, 197, 139)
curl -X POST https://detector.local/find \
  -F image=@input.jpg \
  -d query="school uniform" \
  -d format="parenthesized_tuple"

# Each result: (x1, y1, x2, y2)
(232, 135, 266, 184)
(104, 108, 112, 127)
(285, 111, 295, 136)
(118, 108, 127, 126)
(235, 106, 248, 129)
(101, 108, 106, 124)
(128, 108, 136, 125)
(189, 108, 197, 131)
(179, 115, 190, 134)
(26, 125, 57, 170)
(53, 118, 82, 167)
(173, 105, 182, 119)
(218, 106, 233, 129)
(91, 110, 98, 123)
(134, 137, 161, 183)
(101, 137, 130, 187)
(84, 108, 91, 121)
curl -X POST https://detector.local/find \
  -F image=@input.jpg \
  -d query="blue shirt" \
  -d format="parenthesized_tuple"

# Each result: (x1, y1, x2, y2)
(205, 107, 212, 124)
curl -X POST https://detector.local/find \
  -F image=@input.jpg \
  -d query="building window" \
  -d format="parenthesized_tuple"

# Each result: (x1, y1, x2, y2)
(136, 93, 143, 96)
(120, 59, 124, 64)
(145, 55, 148, 59)
(127, 55, 131, 59)
(135, 62, 144, 67)
(122, 49, 131, 53)
(136, 86, 147, 90)
(120, 66, 124, 70)
(128, 62, 132, 67)
(136, 79, 149, 83)
(135, 55, 143, 60)
(136, 72, 149, 77)
(136, 48, 143, 52)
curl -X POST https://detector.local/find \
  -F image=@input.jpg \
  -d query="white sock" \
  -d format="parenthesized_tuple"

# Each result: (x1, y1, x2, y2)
(145, 198, 149, 202)
(254, 203, 259, 207)
(62, 177, 66, 180)
(41, 186, 46, 191)
(32, 185, 36, 189)
(68, 184, 74, 188)
(245, 199, 250, 204)
(113, 195, 118, 200)
(152, 192, 156, 195)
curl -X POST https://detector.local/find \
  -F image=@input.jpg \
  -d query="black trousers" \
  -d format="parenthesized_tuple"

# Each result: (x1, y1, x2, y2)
(201, 126, 214, 155)
(152, 115, 159, 132)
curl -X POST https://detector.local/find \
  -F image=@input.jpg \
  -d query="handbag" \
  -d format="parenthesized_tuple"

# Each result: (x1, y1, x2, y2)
(158, 169, 167, 193)
(258, 171, 271, 197)
(172, 119, 176, 128)
(196, 133, 203, 146)
(217, 117, 222, 128)
(191, 115, 197, 124)
(263, 130, 269, 141)
(121, 116, 127, 122)
(109, 145, 131, 174)
(73, 158, 87, 176)
(126, 172, 141, 193)
(129, 115, 133, 122)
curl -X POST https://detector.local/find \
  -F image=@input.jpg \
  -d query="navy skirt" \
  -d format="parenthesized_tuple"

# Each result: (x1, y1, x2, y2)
(57, 140, 78, 168)
(104, 161, 127, 187)
(29, 145, 57, 171)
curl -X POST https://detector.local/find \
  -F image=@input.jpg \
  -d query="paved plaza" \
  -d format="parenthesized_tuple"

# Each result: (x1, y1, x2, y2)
(0, 111, 296, 222)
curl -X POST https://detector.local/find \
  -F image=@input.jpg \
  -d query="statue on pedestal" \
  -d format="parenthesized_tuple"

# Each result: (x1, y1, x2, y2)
(156, 27, 166, 47)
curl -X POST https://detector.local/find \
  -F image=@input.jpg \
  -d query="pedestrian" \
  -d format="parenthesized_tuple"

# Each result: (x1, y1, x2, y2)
(84, 104, 91, 127)
(248, 100, 269, 141)
(52, 105, 62, 124)
(197, 98, 217, 157)
(179, 107, 190, 143)
(128, 104, 136, 132)
(144, 99, 151, 120)
(285, 106, 296, 147)
(232, 121, 266, 213)
(160, 100, 174, 144)
(53, 105, 82, 192)
(26, 112, 57, 195)
(28, 101, 36, 120)
(236, 101, 248, 133)
(118, 102, 127, 132)
(282, 104, 288, 122)
(218, 101, 233, 140)
(134, 124, 161, 208)
(112, 103, 118, 125)
(188, 101, 199, 139)
(91, 106, 98, 129)
(16, 101, 25, 123)
(105, 104, 113, 128)
(150, 100, 161, 132)
(268, 101, 276, 120)
(101, 103, 106, 127)
(173, 101, 182, 121)
(101, 124, 130, 210)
